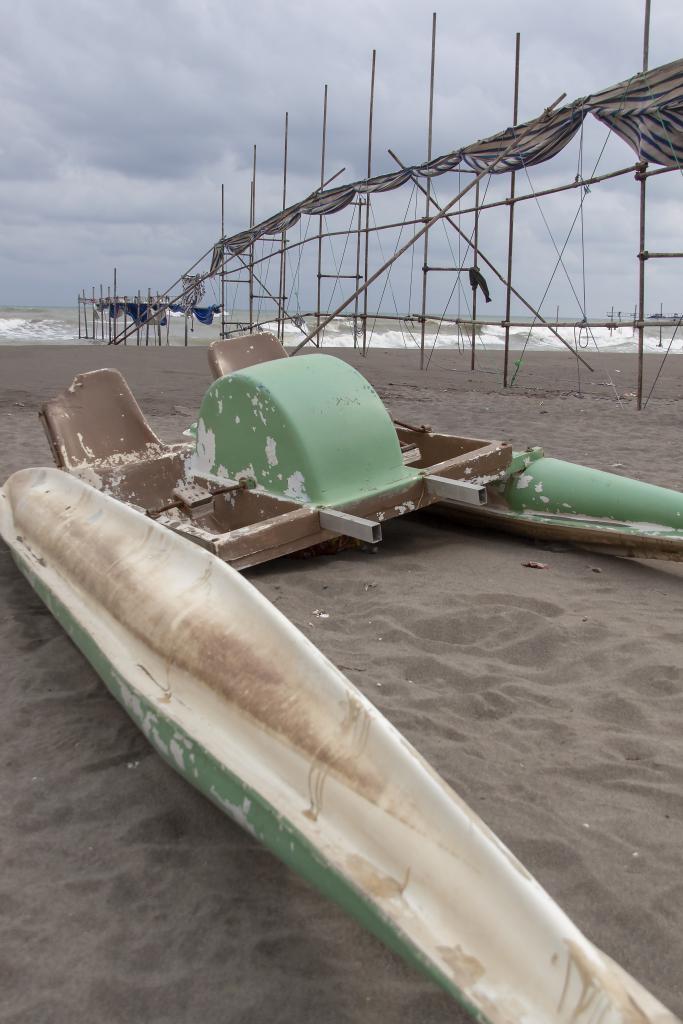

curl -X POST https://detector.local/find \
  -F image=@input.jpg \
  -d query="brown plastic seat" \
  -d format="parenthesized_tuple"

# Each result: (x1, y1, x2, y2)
(40, 368, 191, 510)
(208, 332, 288, 379)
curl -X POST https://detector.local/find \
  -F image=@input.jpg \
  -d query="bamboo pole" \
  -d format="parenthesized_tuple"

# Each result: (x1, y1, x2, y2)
(291, 91, 567, 355)
(249, 144, 256, 330)
(362, 50, 376, 356)
(77, 291, 82, 339)
(316, 86, 328, 346)
(470, 179, 480, 369)
(100, 284, 104, 341)
(419, 13, 437, 371)
(637, 0, 651, 410)
(221, 184, 226, 339)
(503, 31, 521, 387)
(107, 286, 111, 344)
(91, 286, 96, 338)
(353, 200, 363, 348)
(113, 269, 118, 345)
(279, 112, 289, 344)
(145, 288, 151, 346)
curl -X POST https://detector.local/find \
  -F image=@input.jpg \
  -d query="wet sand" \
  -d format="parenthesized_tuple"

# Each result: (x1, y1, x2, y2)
(1, 344, 682, 1023)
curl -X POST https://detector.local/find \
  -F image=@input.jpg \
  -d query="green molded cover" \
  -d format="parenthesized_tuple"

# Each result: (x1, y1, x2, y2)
(194, 354, 418, 506)
(505, 457, 683, 528)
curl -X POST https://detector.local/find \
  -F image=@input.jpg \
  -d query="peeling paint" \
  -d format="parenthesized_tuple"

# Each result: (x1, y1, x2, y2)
(285, 470, 309, 502)
(195, 418, 216, 471)
(265, 436, 278, 467)
(209, 786, 257, 837)
(170, 738, 186, 770)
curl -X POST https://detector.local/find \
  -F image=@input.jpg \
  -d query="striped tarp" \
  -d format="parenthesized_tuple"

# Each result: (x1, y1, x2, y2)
(590, 60, 683, 167)
(216, 58, 683, 259)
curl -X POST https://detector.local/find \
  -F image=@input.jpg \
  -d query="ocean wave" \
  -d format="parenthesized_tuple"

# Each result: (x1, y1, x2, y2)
(281, 317, 683, 354)
(2, 306, 682, 354)
(0, 316, 77, 344)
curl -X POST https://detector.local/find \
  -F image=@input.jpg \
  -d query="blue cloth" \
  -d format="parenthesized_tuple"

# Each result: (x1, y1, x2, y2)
(192, 304, 221, 325)
(108, 303, 167, 326)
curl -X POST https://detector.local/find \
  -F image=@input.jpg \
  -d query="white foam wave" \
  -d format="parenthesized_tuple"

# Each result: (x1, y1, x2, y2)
(2, 305, 681, 354)
(0, 316, 77, 344)
(281, 317, 683, 354)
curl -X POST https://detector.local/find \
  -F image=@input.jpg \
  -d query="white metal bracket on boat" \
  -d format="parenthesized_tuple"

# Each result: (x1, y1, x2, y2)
(318, 509, 382, 544)
(425, 475, 487, 506)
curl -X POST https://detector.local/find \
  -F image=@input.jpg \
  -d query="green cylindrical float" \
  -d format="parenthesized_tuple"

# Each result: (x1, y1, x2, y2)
(504, 457, 683, 529)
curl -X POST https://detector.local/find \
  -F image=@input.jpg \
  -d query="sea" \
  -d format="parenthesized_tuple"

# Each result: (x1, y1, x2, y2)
(1, 305, 681, 355)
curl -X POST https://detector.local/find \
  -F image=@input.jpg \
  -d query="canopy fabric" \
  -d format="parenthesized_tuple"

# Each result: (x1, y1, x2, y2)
(589, 60, 683, 168)
(460, 105, 587, 173)
(212, 59, 683, 262)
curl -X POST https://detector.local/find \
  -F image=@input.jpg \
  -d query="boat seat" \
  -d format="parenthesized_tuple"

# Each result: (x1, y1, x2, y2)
(40, 368, 191, 510)
(208, 332, 288, 379)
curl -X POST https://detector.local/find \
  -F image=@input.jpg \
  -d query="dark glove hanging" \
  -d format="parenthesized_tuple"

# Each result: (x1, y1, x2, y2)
(468, 266, 491, 303)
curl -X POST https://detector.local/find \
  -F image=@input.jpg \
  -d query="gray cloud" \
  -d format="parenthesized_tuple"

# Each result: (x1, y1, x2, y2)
(1, 0, 682, 313)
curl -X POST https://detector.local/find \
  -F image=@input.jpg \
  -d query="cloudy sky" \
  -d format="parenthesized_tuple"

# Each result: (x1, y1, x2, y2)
(2, 0, 682, 318)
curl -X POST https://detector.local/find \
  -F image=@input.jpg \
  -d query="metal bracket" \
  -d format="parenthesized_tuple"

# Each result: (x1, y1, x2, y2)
(318, 509, 382, 544)
(425, 475, 487, 506)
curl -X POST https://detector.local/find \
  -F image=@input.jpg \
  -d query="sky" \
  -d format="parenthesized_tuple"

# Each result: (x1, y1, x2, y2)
(1, 0, 682, 318)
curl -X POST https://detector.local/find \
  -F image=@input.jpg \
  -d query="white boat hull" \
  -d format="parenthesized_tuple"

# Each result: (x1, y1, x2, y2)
(0, 467, 677, 1024)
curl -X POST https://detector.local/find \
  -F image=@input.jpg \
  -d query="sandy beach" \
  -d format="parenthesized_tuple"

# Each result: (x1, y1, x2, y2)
(1, 343, 682, 1023)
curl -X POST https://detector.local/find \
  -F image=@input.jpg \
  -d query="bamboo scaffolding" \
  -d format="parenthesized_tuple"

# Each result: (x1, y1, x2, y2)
(387, 149, 593, 370)
(222, 155, 680, 282)
(94, 5, 682, 409)
(292, 91, 568, 355)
